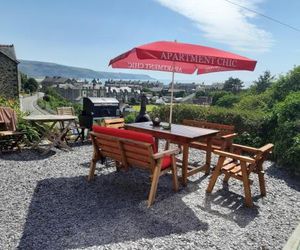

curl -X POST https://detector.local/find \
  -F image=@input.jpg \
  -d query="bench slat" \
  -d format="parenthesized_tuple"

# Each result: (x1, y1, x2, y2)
(126, 157, 152, 168)
(101, 151, 122, 162)
(122, 144, 150, 156)
(125, 151, 151, 163)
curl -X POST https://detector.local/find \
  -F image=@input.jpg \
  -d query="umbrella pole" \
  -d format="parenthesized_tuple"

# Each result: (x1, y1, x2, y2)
(169, 70, 175, 126)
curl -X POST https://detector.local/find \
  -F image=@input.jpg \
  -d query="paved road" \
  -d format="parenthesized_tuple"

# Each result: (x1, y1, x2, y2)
(20, 92, 47, 115)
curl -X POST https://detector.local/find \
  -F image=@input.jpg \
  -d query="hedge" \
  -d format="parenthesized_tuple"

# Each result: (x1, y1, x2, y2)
(152, 104, 267, 147)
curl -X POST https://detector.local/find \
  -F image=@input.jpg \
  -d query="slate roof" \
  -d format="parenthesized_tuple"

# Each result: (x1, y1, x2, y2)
(41, 76, 74, 84)
(149, 87, 163, 92)
(0, 44, 19, 63)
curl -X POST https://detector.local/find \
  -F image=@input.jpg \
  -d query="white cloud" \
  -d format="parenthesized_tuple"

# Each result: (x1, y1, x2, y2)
(155, 0, 273, 52)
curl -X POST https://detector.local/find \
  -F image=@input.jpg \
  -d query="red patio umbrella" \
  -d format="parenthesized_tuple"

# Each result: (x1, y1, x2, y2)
(109, 41, 257, 125)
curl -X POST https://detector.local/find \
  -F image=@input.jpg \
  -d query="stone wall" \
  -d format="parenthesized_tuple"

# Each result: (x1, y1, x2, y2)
(0, 53, 19, 99)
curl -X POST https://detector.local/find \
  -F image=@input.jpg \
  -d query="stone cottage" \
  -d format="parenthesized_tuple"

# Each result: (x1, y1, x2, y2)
(0, 45, 20, 99)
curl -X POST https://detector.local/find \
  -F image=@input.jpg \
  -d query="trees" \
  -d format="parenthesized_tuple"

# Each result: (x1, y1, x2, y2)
(195, 90, 206, 98)
(223, 77, 244, 94)
(129, 97, 137, 105)
(20, 72, 28, 87)
(252, 70, 275, 94)
(24, 78, 39, 93)
(21, 73, 39, 93)
(209, 90, 229, 105)
(215, 93, 240, 108)
(271, 66, 300, 103)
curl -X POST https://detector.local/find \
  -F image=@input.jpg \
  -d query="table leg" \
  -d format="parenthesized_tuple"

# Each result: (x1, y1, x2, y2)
(205, 136, 213, 174)
(41, 121, 59, 155)
(181, 143, 189, 186)
(53, 120, 73, 150)
(155, 138, 159, 150)
(29, 121, 53, 150)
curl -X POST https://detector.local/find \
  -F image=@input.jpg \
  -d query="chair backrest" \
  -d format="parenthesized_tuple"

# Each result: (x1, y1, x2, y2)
(183, 119, 235, 146)
(231, 143, 274, 172)
(56, 107, 75, 116)
(91, 132, 155, 170)
(0, 106, 17, 132)
(103, 118, 125, 129)
(92, 125, 157, 152)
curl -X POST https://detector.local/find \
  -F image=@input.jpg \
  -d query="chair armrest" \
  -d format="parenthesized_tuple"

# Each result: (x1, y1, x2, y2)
(153, 148, 180, 160)
(258, 143, 274, 153)
(213, 149, 256, 164)
(231, 143, 260, 153)
(221, 133, 237, 140)
(89, 131, 97, 137)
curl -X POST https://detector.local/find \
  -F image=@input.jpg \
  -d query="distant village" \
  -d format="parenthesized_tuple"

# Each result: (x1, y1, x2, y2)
(0, 44, 224, 106)
(40, 76, 224, 105)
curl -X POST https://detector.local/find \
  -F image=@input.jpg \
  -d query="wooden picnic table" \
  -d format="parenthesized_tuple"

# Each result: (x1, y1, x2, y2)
(24, 114, 77, 154)
(125, 122, 219, 186)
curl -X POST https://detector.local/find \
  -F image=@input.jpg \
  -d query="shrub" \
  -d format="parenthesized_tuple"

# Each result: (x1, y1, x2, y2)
(234, 91, 271, 111)
(0, 96, 40, 142)
(152, 104, 208, 124)
(215, 93, 240, 108)
(124, 112, 137, 123)
(152, 104, 266, 147)
(209, 90, 229, 105)
(38, 88, 82, 115)
(195, 90, 206, 98)
(271, 92, 300, 174)
(271, 66, 300, 104)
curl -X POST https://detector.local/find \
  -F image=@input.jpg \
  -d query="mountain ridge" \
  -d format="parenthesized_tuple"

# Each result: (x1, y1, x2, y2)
(19, 60, 154, 80)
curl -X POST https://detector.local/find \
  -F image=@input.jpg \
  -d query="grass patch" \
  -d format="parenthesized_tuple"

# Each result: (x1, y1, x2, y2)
(132, 104, 157, 112)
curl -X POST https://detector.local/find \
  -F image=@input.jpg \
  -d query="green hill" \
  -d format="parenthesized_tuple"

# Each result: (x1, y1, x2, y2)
(19, 60, 154, 80)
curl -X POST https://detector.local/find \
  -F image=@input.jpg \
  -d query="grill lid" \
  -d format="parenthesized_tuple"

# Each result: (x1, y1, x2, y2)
(87, 97, 119, 104)
(85, 97, 119, 105)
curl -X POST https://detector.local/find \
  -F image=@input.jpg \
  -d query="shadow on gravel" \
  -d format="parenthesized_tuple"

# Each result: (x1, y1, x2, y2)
(0, 149, 56, 161)
(197, 190, 259, 228)
(18, 170, 208, 249)
(80, 159, 119, 169)
(265, 163, 300, 192)
(68, 140, 92, 148)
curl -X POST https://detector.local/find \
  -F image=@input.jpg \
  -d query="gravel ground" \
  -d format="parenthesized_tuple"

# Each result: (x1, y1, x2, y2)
(0, 142, 299, 250)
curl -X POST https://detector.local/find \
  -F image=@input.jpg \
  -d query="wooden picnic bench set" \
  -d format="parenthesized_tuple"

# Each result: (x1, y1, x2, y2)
(1, 105, 273, 208)
(88, 119, 274, 208)
(0, 106, 85, 154)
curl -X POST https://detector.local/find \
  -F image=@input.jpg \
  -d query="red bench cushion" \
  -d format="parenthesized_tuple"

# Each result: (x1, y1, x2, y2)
(92, 125, 157, 152)
(161, 155, 172, 170)
(92, 125, 172, 169)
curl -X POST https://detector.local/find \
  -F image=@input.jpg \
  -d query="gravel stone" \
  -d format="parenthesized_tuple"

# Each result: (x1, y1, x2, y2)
(0, 142, 299, 250)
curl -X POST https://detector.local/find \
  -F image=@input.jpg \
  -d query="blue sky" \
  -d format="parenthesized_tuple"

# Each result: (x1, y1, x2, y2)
(1, 0, 299, 85)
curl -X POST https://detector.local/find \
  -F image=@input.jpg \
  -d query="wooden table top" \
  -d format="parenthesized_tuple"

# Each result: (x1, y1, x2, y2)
(24, 115, 77, 122)
(125, 122, 219, 140)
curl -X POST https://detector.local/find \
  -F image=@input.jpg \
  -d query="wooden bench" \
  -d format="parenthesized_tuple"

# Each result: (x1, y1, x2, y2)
(182, 119, 237, 152)
(103, 117, 125, 129)
(88, 126, 179, 207)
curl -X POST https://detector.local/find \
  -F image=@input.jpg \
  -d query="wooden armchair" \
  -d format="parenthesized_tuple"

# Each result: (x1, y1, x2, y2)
(206, 143, 274, 207)
(0, 107, 24, 152)
(56, 107, 85, 142)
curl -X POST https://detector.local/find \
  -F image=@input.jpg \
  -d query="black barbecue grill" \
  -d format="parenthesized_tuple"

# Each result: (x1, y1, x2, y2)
(79, 97, 120, 129)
